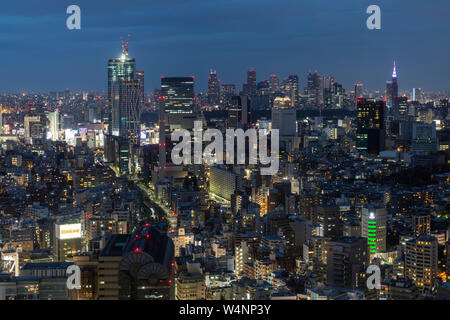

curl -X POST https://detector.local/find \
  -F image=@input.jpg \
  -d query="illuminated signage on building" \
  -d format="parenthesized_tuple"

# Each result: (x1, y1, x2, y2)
(57, 223, 81, 240)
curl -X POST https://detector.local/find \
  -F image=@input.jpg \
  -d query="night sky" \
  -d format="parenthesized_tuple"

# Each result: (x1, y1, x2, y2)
(1, 0, 449, 93)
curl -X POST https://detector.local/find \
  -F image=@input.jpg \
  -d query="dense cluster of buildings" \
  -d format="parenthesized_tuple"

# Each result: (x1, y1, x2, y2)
(0, 50, 449, 300)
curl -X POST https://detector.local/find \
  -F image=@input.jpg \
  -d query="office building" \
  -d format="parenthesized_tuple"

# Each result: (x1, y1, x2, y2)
(305, 72, 324, 108)
(207, 69, 220, 107)
(209, 166, 241, 203)
(175, 272, 206, 300)
(160, 77, 195, 129)
(412, 214, 431, 237)
(326, 237, 368, 289)
(54, 222, 82, 262)
(244, 68, 257, 95)
(312, 205, 342, 239)
(356, 98, 385, 155)
(386, 61, 399, 109)
(220, 84, 236, 107)
(405, 237, 438, 292)
(361, 206, 387, 254)
(271, 97, 297, 137)
(227, 95, 251, 129)
(411, 122, 437, 154)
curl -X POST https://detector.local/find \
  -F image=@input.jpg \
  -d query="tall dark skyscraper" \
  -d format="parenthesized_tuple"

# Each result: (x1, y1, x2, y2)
(158, 77, 196, 180)
(207, 69, 220, 107)
(356, 98, 386, 155)
(244, 68, 257, 95)
(136, 70, 145, 106)
(395, 96, 409, 119)
(161, 77, 195, 116)
(220, 84, 236, 108)
(227, 95, 251, 129)
(305, 72, 323, 108)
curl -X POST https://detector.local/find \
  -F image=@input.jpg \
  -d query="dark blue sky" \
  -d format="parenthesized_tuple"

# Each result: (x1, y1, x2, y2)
(1, 0, 449, 93)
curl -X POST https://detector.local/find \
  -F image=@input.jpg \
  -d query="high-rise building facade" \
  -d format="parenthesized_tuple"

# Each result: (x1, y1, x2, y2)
(220, 84, 236, 108)
(305, 72, 323, 108)
(361, 206, 387, 254)
(411, 122, 437, 154)
(386, 61, 399, 109)
(269, 74, 280, 94)
(356, 98, 385, 155)
(285, 75, 299, 107)
(312, 205, 342, 239)
(412, 214, 431, 237)
(207, 69, 220, 107)
(244, 68, 257, 96)
(105, 47, 142, 176)
(54, 222, 82, 262)
(161, 77, 195, 116)
(405, 237, 438, 293)
(227, 95, 251, 130)
(110, 79, 142, 145)
(326, 237, 368, 289)
(47, 108, 60, 141)
(272, 97, 296, 137)
(107, 56, 136, 134)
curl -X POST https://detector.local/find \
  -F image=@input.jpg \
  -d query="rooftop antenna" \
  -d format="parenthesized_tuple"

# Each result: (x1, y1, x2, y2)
(120, 34, 131, 58)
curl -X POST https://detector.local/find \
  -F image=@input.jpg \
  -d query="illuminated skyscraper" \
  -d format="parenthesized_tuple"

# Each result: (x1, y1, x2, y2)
(207, 69, 220, 107)
(47, 108, 60, 141)
(356, 98, 385, 155)
(161, 77, 195, 116)
(386, 61, 399, 109)
(107, 55, 136, 134)
(158, 77, 196, 180)
(286, 75, 299, 107)
(361, 206, 387, 254)
(220, 84, 236, 107)
(395, 96, 409, 119)
(105, 41, 142, 175)
(110, 79, 142, 145)
(269, 74, 280, 94)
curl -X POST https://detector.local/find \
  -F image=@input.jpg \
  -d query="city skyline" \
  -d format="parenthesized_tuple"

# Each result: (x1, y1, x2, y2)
(1, 0, 450, 93)
(0, 0, 449, 303)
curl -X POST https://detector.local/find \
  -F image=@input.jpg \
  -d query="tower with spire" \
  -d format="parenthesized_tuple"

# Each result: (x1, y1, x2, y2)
(386, 60, 399, 109)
